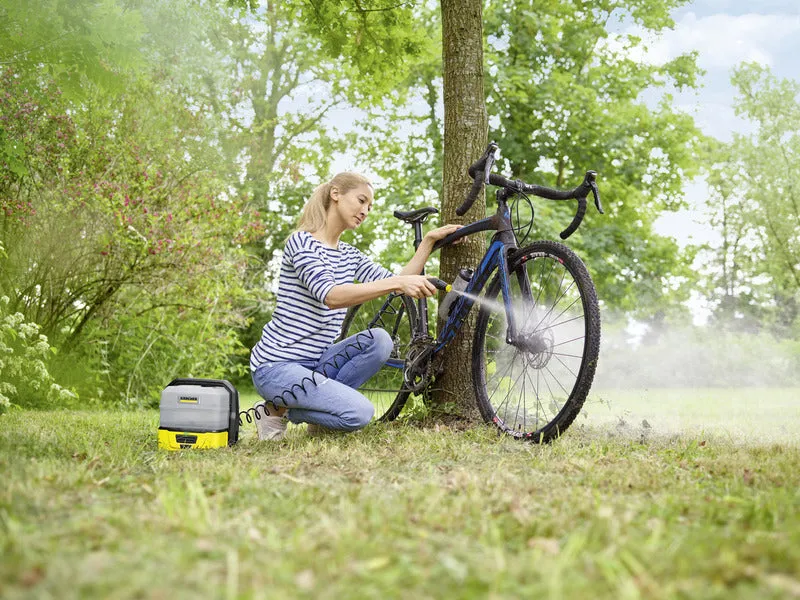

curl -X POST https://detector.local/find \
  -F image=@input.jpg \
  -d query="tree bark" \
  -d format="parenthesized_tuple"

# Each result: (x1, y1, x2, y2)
(433, 0, 487, 421)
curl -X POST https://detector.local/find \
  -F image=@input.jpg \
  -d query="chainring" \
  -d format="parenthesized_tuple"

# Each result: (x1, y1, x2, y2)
(402, 336, 435, 394)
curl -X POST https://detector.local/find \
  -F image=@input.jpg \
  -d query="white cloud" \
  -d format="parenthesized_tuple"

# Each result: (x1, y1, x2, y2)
(607, 12, 800, 70)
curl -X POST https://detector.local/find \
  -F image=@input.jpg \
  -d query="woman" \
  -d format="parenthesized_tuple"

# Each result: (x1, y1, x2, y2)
(250, 172, 461, 440)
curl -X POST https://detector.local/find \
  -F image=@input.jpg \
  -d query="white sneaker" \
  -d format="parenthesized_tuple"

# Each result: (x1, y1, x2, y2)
(253, 401, 287, 441)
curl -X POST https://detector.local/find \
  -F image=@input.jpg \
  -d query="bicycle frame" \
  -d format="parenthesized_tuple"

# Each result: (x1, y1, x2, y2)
(421, 188, 534, 354)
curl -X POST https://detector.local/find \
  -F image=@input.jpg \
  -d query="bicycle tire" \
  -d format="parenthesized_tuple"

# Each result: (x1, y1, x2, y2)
(338, 293, 417, 421)
(473, 240, 601, 442)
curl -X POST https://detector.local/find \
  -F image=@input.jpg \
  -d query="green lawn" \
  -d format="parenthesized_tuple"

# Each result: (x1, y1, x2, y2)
(1, 389, 799, 599)
(586, 388, 800, 444)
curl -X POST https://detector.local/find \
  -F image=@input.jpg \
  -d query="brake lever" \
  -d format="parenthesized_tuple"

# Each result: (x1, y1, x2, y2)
(584, 170, 603, 214)
(591, 184, 603, 214)
(483, 144, 498, 185)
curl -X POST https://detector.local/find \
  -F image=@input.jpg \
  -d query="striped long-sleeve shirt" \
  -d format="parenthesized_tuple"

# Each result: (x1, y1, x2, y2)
(250, 231, 394, 369)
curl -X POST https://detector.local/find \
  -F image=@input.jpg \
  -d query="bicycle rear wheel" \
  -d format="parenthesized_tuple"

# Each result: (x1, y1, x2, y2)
(473, 240, 601, 442)
(338, 293, 416, 421)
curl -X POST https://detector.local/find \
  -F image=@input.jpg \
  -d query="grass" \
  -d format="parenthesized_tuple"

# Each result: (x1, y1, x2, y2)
(586, 388, 800, 444)
(1, 389, 799, 599)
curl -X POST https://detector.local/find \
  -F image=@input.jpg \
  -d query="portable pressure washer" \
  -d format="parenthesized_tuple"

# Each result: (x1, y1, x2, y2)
(158, 378, 239, 450)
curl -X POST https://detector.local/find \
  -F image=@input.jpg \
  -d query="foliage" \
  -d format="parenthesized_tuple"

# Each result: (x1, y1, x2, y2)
(705, 63, 800, 335)
(0, 295, 77, 412)
(348, 7, 445, 274)
(0, 66, 264, 404)
(1, 0, 438, 405)
(175, 2, 364, 352)
(484, 0, 705, 320)
(298, 0, 432, 98)
(0, 0, 145, 100)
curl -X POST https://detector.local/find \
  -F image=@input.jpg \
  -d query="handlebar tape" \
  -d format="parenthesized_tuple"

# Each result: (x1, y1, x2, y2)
(468, 154, 488, 179)
(559, 197, 587, 240)
(456, 150, 496, 216)
(456, 176, 485, 216)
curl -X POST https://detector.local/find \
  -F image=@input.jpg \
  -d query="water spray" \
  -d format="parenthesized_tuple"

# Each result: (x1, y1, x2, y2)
(427, 275, 509, 317)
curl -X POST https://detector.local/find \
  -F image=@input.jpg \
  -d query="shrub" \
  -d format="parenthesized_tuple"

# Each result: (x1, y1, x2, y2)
(0, 294, 77, 412)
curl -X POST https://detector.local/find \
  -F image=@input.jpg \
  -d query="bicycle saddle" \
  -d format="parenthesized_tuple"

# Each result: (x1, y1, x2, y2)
(393, 206, 439, 224)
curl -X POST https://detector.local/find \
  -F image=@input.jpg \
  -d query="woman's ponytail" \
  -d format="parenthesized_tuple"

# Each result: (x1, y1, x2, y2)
(296, 181, 332, 234)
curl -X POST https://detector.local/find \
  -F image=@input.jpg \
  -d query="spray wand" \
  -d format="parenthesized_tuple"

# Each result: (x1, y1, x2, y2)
(427, 277, 452, 292)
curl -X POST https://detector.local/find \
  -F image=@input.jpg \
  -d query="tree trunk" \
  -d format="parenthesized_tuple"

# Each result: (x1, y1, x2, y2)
(433, 0, 487, 421)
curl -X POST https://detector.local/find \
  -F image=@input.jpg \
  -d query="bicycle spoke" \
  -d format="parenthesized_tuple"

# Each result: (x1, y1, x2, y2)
(543, 313, 585, 330)
(531, 277, 573, 333)
(551, 352, 585, 360)
(339, 295, 417, 421)
(535, 294, 582, 334)
(554, 354, 578, 379)
(488, 347, 523, 419)
(551, 335, 585, 349)
(517, 361, 527, 432)
(544, 363, 572, 397)
(536, 256, 555, 304)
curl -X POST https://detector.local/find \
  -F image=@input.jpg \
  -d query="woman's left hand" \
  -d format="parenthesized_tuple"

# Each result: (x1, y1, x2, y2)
(426, 224, 465, 244)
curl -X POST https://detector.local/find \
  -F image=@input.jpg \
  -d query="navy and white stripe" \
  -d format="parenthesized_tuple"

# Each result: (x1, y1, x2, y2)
(250, 231, 394, 368)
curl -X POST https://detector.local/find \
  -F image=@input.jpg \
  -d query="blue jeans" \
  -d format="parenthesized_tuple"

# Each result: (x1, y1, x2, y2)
(251, 329, 393, 431)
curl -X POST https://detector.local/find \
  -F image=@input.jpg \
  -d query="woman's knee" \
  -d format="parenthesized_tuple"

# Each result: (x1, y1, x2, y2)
(342, 398, 374, 431)
(370, 328, 394, 362)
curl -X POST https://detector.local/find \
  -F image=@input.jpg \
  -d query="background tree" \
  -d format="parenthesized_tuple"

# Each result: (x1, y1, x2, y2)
(0, 0, 145, 100)
(0, 0, 434, 406)
(705, 63, 800, 336)
(0, 1, 265, 405)
(193, 1, 434, 353)
(0, 67, 263, 404)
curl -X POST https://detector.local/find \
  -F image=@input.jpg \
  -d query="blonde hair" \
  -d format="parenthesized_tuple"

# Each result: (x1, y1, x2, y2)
(295, 172, 373, 233)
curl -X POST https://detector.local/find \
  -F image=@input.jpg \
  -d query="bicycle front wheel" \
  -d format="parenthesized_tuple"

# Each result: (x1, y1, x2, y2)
(338, 293, 417, 421)
(473, 240, 601, 442)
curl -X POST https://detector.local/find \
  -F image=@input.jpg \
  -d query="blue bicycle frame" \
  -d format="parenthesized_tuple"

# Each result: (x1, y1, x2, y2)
(428, 187, 532, 353)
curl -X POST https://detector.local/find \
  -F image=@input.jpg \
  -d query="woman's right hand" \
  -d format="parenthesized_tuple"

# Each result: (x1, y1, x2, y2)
(392, 275, 438, 299)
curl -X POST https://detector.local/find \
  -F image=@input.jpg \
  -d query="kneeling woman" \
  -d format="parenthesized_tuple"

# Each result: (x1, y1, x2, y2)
(250, 172, 460, 440)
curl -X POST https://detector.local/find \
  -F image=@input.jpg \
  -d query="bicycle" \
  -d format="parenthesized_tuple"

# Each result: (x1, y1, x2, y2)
(339, 142, 604, 442)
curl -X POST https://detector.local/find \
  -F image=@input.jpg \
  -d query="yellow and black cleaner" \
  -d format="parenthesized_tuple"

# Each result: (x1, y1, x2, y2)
(158, 379, 239, 450)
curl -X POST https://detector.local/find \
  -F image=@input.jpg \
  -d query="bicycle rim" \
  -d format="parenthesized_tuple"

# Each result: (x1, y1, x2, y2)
(338, 294, 416, 421)
(473, 240, 601, 442)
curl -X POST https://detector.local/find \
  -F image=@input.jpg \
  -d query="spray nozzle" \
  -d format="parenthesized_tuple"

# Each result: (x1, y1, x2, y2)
(427, 277, 452, 292)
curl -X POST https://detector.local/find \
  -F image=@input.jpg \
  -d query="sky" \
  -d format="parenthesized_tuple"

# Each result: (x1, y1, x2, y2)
(643, 0, 800, 245)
